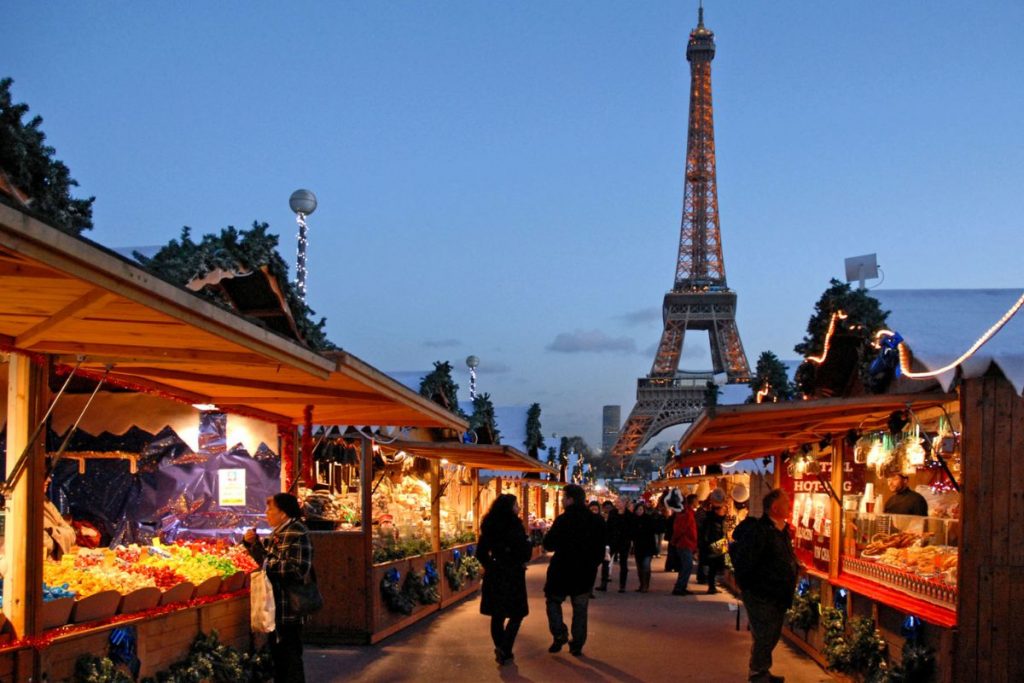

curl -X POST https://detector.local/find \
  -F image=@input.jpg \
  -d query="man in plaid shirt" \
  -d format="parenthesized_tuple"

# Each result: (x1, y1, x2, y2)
(244, 492, 314, 683)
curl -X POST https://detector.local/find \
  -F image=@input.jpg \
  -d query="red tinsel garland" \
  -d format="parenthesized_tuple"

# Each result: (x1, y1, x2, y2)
(279, 425, 296, 490)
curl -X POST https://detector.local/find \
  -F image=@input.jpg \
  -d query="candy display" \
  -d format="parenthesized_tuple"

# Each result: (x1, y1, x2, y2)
(38, 540, 255, 608)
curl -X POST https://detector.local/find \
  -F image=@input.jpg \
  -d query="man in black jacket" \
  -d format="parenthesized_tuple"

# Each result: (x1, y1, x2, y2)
(542, 484, 606, 657)
(734, 488, 799, 683)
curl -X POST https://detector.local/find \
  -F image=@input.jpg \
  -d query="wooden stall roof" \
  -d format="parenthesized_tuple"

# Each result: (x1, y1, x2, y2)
(0, 201, 467, 430)
(387, 440, 559, 475)
(673, 393, 952, 469)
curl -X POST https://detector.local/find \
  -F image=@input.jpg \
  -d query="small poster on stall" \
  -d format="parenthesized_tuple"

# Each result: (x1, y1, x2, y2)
(218, 468, 246, 506)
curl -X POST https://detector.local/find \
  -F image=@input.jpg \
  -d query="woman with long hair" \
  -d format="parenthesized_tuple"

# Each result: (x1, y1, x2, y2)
(477, 493, 532, 665)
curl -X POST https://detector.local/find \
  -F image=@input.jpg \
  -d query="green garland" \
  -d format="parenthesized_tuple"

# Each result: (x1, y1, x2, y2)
(821, 607, 889, 677)
(401, 568, 440, 605)
(822, 607, 852, 671)
(74, 656, 133, 683)
(76, 631, 272, 683)
(888, 639, 935, 683)
(461, 555, 482, 580)
(440, 531, 477, 550)
(445, 560, 467, 591)
(381, 569, 415, 615)
(785, 590, 821, 633)
(372, 536, 432, 564)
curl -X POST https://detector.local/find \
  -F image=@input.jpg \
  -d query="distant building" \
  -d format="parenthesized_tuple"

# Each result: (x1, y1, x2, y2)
(602, 405, 621, 456)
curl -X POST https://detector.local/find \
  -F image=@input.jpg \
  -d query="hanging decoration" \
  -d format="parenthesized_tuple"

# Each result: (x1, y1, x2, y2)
(806, 310, 849, 365)
(873, 288, 1024, 380)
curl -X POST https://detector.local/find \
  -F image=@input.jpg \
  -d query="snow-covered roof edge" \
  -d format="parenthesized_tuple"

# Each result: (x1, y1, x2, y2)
(872, 289, 1024, 395)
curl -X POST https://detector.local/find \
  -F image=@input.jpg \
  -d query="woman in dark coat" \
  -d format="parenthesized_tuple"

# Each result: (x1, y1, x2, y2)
(630, 502, 658, 592)
(700, 495, 728, 594)
(607, 499, 631, 593)
(477, 494, 532, 665)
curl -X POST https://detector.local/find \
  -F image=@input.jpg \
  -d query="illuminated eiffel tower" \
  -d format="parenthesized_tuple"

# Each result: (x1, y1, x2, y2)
(613, 6, 750, 462)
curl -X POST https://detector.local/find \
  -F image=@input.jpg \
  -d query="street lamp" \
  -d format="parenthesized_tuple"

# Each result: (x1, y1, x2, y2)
(466, 355, 480, 399)
(289, 189, 318, 301)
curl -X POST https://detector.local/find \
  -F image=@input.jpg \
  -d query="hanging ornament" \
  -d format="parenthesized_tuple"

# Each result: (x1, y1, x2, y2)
(854, 436, 873, 464)
(904, 427, 927, 467)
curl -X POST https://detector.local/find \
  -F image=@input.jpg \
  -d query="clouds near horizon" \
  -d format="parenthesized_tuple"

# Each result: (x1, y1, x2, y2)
(546, 329, 637, 354)
(616, 307, 661, 326)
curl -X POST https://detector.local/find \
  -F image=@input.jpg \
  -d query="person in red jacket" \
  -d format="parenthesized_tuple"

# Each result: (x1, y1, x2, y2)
(671, 494, 699, 595)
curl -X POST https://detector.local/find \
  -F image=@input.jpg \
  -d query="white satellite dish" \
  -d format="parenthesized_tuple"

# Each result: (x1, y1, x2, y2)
(844, 253, 880, 289)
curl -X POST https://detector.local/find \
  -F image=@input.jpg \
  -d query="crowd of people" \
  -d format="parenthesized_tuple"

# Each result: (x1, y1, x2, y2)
(476, 482, 800, 682)
(237, 483, 798, 683)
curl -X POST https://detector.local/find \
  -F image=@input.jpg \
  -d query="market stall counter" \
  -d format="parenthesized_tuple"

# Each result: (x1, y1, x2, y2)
(305, 439, 555, 644)
(673, 393, 963, 681)
(0, 201, 472, 680)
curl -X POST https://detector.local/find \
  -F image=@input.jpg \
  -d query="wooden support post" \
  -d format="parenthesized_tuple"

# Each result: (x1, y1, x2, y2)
(430, 460, 441, 553)
(471, 469, 480, 536)
(773, 454, 782, 489)
(829, 438, 843, 580)
(361, 435, 375, 634)
(4, 353, 47, 638)
(520, 481, 529, 528)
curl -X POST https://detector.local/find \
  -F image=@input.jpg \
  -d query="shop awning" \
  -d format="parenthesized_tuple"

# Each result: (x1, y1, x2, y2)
(673, 393, 951, 469)
(386, 440, 558, 474)
(0, 201, 467, 430)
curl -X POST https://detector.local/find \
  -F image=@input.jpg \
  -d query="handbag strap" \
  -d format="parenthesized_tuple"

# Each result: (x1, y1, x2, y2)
(303, 565, 318, 586)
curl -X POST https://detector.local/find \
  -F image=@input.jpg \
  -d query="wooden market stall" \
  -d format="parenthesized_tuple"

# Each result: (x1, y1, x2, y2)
(305, 440, 556, 644)
(673, 286, 1024, 682)
(0, 200, 467, 680)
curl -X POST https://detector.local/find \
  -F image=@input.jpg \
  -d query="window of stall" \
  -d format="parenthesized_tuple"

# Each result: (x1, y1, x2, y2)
(839, 405, 961, 613)
(305, 434, 365, 531)
(369, 448, 434, 563)
(437, 460, 476, 549)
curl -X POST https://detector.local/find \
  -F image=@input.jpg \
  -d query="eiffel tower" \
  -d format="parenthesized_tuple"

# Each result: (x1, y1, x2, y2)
(613, 7, 750, 461)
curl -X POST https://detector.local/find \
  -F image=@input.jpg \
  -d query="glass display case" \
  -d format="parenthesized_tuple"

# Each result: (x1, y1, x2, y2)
(841, 510, 959, 607)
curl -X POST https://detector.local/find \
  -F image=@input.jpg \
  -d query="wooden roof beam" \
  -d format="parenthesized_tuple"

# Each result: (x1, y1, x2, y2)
(15, 289, 116, 347)
(108, 366, 394, 402)
(42, 342, 269, 365)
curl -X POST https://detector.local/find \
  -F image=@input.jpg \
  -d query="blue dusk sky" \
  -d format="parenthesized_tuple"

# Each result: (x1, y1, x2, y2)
(4, 2, 1023, 449)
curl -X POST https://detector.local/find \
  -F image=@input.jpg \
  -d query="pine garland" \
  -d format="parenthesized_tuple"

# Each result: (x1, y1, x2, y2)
(74, 631, 271, 683)
(821, 607, 890, 677)
(785, 590, 821, 632)
(0, 78, 95, 236)
(461, 555, 482, 580)
(380, 568, 414, 615)
(133, 223, 336, 351)
(444, 560, 467, 591)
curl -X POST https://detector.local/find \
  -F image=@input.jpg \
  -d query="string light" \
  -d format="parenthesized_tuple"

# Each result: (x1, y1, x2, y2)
(875, 290, 1024, 379)
(756, 381, 770, 404)
(295, 212, 309, 301)
(806, 311, 848, 364)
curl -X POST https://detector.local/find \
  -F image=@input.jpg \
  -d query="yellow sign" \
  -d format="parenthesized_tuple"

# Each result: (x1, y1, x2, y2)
(218, 468, 246, 507)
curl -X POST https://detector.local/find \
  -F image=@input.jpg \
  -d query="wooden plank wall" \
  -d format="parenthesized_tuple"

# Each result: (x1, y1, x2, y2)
(305, 532, 369, 642)
(957, 372, 1024, 682)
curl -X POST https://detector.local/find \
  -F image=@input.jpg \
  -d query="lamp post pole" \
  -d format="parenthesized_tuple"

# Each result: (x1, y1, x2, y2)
(466, 355, 480, 400)
(289, 189, 318, 302)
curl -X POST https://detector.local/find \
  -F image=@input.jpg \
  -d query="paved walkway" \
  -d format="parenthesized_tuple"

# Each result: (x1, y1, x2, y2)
(305, 552, 832, 682)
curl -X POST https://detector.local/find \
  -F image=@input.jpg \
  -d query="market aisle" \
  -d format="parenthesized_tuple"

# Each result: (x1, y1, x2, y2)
(304, 551, 833, 682)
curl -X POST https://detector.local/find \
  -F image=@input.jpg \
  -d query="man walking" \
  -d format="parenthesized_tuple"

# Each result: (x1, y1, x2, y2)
(733, 488, 800, 683)
(671, 493, 699, 595)
(542, 484, 605, 657)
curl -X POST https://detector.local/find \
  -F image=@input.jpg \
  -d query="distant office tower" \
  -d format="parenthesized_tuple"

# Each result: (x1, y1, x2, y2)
(602, 405, 621, 455)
